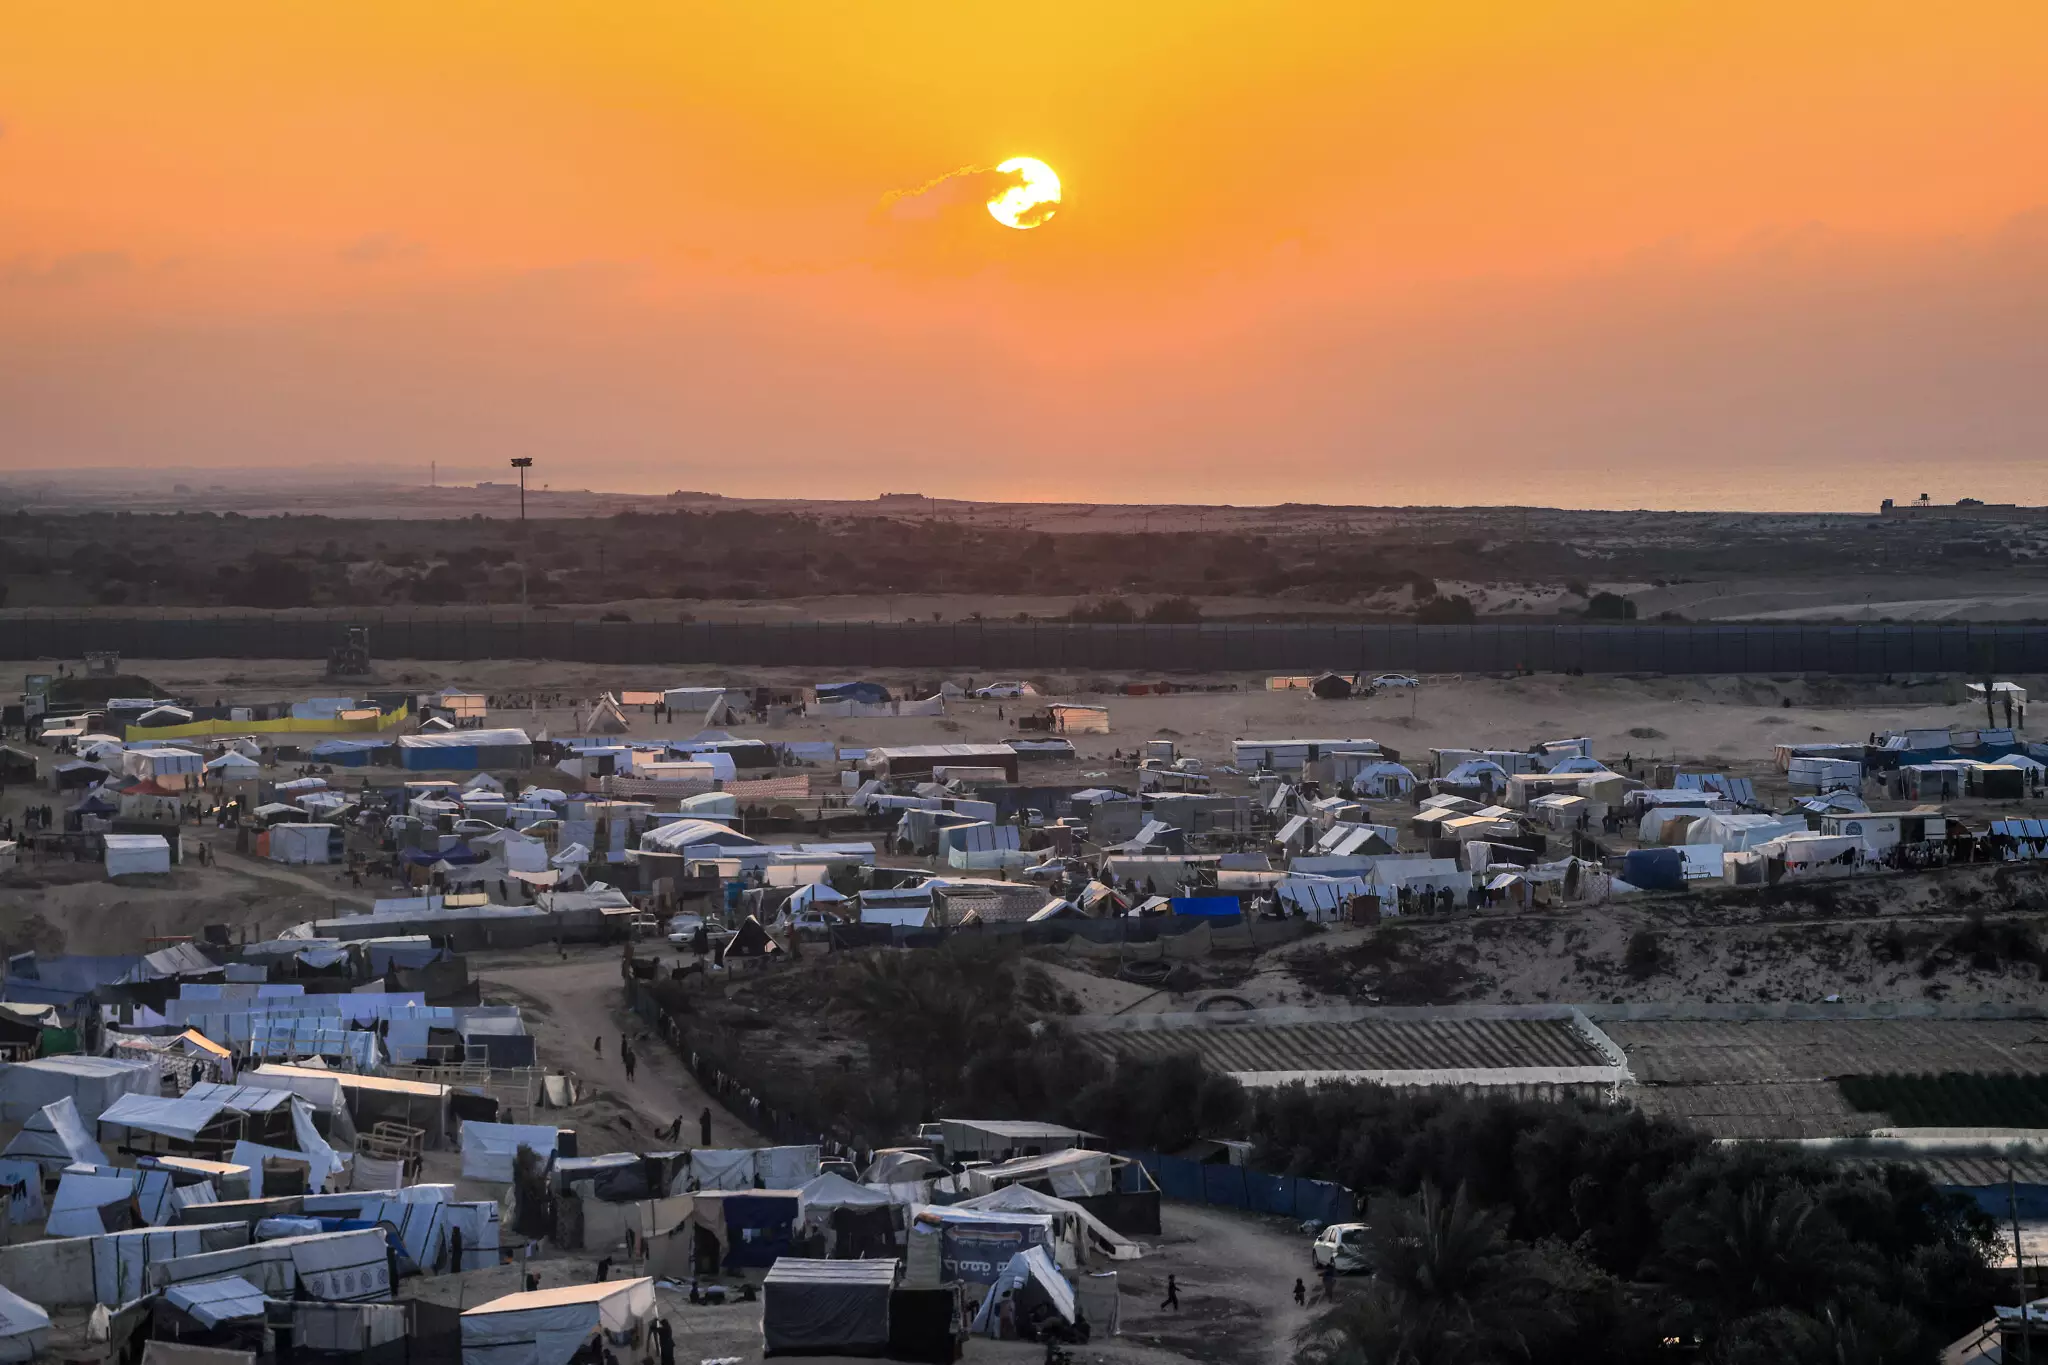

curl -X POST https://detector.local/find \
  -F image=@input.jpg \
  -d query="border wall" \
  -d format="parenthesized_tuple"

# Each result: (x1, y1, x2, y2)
(5, 613, 2048, 673)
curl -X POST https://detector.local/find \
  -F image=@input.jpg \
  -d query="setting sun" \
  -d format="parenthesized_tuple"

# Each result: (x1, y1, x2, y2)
(986, 157, 1062, 230)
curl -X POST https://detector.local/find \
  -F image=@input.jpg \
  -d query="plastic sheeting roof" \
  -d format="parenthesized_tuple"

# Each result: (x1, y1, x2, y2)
(399, 728, 532, 749)
(0, 1282, 51, 1351)
(97, 1093, 230, 1140)
(167, 1275, 269, 1326)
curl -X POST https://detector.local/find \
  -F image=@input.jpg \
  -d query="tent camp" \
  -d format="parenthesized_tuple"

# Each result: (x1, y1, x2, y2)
(0, 1283, 51, 1364)
(0, 1054, 159, 1122)
(762, 1259, 898, 1357)
(461, 1278, 656, 1365)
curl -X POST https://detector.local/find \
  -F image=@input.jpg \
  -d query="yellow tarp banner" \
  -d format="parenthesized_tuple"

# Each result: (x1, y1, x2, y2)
(125, 702, 411, 741)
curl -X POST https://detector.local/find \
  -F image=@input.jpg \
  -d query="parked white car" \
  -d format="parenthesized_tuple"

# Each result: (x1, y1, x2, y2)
(1370, 674, 1421, 689)
(971, 681, 1036, 699)
(1311, 1222, 1372, 1273)
(665, 913, 705, 946)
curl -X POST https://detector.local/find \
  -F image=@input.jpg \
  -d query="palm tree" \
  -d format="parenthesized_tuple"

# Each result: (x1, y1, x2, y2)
(1297, 1183, 1568, 1365)
(1658, 1185, 1868, 1318)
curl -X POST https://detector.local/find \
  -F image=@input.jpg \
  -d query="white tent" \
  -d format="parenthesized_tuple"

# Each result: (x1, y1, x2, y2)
(1685, 812, 1806, 851)
(269, 823, 336, 865)
(2, 1095, 111, 1168)
(796, 1171, 895, 1223)
(105, 833, 172, 877)
(0, 1054, 159, 1122)
(165, 1275, 268, 1328)
(675, 791, 739, 817)
(460, 1121, 559, 1183)
(203, 752, 260, 774)
(580, 695, 630, 735)
(955, 1183, 1145, 1262)
(970, 1245, 1076, 1336)
(45, 1170, 138, 1237)
(98, 1093, 232, 1142)
(783, 883, 848, 917)
(0, 1283, 51, 1364)
(461, 1278, 655, 1365)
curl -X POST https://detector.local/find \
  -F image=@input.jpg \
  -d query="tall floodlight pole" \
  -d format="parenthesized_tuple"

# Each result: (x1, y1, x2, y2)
(510, 458, 534, 606)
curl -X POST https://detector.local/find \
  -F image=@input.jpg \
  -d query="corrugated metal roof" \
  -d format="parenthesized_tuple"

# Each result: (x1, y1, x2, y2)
(1083, 1017, 1608, 1074)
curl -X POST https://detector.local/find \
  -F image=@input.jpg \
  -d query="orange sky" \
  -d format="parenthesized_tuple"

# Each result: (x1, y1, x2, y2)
(3, 2, 2046, 507)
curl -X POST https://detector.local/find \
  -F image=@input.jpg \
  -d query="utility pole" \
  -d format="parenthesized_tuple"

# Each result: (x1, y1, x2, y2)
(510, 458, 532, 522)
(510, 458, 534, 608)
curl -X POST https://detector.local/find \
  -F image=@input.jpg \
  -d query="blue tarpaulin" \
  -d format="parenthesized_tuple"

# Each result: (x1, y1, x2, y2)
(1123, 1149, 1353, 1225)
(1169, 896, 1243, 918)
(815, 682, 892, 704)
(722, 1193, 799, 1269)
(1621, 848, 1685, 891)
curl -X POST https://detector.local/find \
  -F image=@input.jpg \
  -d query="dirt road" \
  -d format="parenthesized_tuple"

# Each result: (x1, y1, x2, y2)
(476, 949, 763, 1153)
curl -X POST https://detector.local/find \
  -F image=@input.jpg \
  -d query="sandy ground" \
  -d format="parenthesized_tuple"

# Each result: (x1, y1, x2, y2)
(12, 656, 2022, 773)
(476, 949, 764, 1152)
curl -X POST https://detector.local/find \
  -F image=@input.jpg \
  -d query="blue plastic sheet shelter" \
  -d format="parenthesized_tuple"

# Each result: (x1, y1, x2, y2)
(723, 1193, 800, 1270)
(1168, 897, 1242, 918)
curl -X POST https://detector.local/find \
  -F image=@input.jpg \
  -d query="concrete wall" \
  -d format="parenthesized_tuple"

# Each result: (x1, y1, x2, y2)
(7, 613, 2048, 673)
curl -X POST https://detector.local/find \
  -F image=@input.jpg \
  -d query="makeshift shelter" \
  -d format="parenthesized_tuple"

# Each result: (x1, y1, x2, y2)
(2, 1094, 110, 1168)
(1046, 705, 1110, 735)
(105, 833, 173, 877)
(763, 1259, 899, 1357)
(462, 1277, 657, 1365)
(910, 1205, 1057, 1285)
(461, 1121, 559, 1182)
(0, 1284, 51, 1364)
(970, 1246, 1076, 1337)
(955, 1184, 1146, 1264)
(1346, 761, 1417, 798)
(580, 695, 631, 735)
(397, 729, 533, 771)
(685, 1145, 819, 1191)
(163, 1275, 267, 1330)
(0, 1054, 159, 1122)
(46, 1170, 141, 1236)
(941, 1120, 1089, 1162)
(268, 823, 337, 865)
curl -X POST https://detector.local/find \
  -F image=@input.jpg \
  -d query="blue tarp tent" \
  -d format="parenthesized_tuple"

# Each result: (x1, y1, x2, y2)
(815, 682, 892, 705)
(1621, 848, 1685, 891)
(310, 739, 391, 767)
(722, 1192, 799, 1269)
(1169, 896, 1243, 918)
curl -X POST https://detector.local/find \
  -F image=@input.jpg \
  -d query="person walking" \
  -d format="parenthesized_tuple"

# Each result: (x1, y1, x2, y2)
(622, 1044, 637, 1083)
(594, 1036, 602, 1057)
(1160, 1275, 1180, 1311)
(1318, 1261, 1337, 1303)
(1293, 1278, 1305, 1307)
(699, 1107, 713, 1146)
